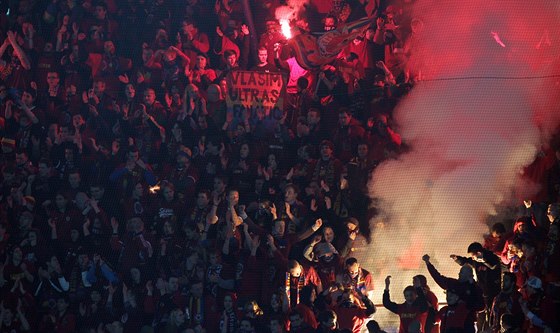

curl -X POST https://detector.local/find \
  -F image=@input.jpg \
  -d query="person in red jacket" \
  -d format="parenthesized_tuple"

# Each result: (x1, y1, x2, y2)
(413, 274, 439, 333)
(382, 275, 429, 333)
(519, 276, 556, 333)
(335, 257, 374, 295)
(289, 310, 315, 333)
(435, 288, 470, 333)
(334, 288, 376, 333)
(278, 258, 322, 309)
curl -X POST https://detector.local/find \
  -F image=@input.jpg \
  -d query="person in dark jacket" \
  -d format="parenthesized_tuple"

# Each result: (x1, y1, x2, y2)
(422, 254, 484, 333)
(451, 242, 501, 332)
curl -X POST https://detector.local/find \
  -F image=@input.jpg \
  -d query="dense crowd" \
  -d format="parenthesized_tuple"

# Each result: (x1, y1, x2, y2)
(0, 0, 559, 332)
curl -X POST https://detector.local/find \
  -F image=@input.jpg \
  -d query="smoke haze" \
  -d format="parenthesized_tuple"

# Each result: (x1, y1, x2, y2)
(361, 0, 560, 323)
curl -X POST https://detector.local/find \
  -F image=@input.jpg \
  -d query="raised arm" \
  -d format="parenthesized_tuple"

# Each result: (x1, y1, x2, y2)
(295, 218, 322, 242)
(6, 31, 31, 70)
(382, 275, 399, 314)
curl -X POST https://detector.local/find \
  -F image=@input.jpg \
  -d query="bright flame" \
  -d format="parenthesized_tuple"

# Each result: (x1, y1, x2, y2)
(280, 19, 292, 39)
(149, 184, 160, 194)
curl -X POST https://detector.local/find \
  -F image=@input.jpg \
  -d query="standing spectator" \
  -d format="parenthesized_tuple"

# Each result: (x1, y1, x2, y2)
(336, 257, 374, 295)
(333, 108, 365, 163)
(178, 19, 210, 68)
(0, 31, 33, 90)
(519, 276, 556, 333)
(413, 274, 439, 333)
(435, 288, 470, 333)
(383, 275, 429, 333)
(489, 272, 523, 332)
(422, 254, 484, 333)
(451, 242, 501, 331)
(334, 288, 376, 333)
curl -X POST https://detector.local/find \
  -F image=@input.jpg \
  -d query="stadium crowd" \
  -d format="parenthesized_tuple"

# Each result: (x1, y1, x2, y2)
(0, 0, 558, 332)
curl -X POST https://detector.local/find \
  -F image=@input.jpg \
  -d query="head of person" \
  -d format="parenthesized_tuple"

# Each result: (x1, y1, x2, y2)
(265, 18, 279, 33)
(338, 108, 352, 127)
(47, 71, 60, 88)
(90, 183, 105, 201)
(320, 140, 334, 160)
(142, 47, 154, 64)
(195, 53, 209, 70)
(547, 203, 560, 223)
(21, 87, 37, 109)
(458, 264, 474, 282)
(307, 108, 321, 126)
(223, 293, 236, 311)
(190, 280, 204, 298)
(323, 15, 337, 31)
(94, 1, 108, 19)
(318, 310, 337, 329)
(297, 77, 309, 92)
(523, 276, 543, 297)
(68, 169, 81, 189)
(207, 84, 222, 103)
(288, 260, 302, 277)
(272, 219, 286, 237)
(446, 288, 460, 305)
(357, 142, 369, 159)
(143, 88, 156, 105)
(93, 79, 106, 95)
(403, 286, 417, 305)
(238, 317, 256, 333)
(104, 40, 116, 55)
(227, 189, 239, 206)
(160, 181, 175, 202)
(412, 275, 427, 289)
(169, 308, 185, 327)
(125, 83, 136, 100)
(323, 226, 335, 243)
(467, 242, 484, 261)
(55, 191, 69, 210)
(490, 222, 506, 238)
(181, 19, 198, 35)
(345, 257, 360, 278)
(257, 47, 268, 65)
(213, 175, 227, 194)
(284, 184, 298, 204)
(224, 50, 237, 68)
(56, 296, 70, 314)
(126, 144, 140, 161)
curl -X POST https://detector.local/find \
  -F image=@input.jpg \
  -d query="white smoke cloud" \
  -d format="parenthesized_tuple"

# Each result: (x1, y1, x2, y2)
(361, 0, 560, 325)
(274, 0, 309, 22)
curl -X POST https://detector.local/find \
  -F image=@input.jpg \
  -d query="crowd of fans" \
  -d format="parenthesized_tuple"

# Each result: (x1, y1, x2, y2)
(0, 0, 558, 332)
